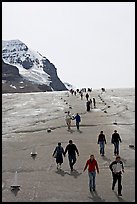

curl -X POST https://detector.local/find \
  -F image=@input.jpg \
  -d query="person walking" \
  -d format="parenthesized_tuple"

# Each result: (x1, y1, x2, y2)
(64, 140, 79, 171)
(65, 111, 72, 130)
(109, 155, 124, 196)
(86, 100, 91, 112)
(85, 93, 89, 101)
(52, 142, 65, 169)
(89, 99, 93, 109)
(80, 91, 83, 100)
(111, 130, 122, 155)
(73, 113, 81, 131)
(93, 97, 96, 108)
(83, 154, 99, 192)
(97, 130, 107, 156)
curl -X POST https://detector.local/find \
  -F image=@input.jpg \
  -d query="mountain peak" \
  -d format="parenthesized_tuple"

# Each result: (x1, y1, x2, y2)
(2, 39, 67, 93)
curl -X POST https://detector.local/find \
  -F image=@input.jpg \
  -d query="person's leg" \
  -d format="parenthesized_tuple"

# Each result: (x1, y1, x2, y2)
(100, 142, 104, 155)
(102, 142, 105, 155)
(118, 174, 122, 195)
(76, 122, 79, 130)
(68, 155, 73, 170)
(112, 173, 118, 190)
(116, 143, 119, 155)
(92, 171, 96, 190)
(69, 120, 71, 129)
(99, 142, 102, 155)
(66, 120, 69, 130)
(59, 162, 62, 169)
(114, 143, 117, 155)
(88, 171, 93, 191)
(68, 121, 70, 130)
(72, 154, 76, 167)
(56, 163, 59, 169)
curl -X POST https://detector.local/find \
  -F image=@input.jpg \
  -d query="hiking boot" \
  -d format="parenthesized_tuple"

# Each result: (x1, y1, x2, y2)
(118, 193, 122, 196)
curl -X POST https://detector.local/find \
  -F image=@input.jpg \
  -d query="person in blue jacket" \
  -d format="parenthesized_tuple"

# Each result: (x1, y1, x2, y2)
(73, 113, 81, 130)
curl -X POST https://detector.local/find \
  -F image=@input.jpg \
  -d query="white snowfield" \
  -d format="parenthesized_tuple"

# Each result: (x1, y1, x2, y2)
(2, 88, 135, 202)
(2, 40, 51, 86)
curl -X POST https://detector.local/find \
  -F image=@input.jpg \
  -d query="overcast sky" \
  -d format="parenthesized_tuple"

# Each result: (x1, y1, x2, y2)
(2, 2, 135, 89)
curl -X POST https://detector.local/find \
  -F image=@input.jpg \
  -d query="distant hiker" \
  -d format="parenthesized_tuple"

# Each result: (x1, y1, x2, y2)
(86, 100, 91, 112)
(101, 88, 106, 92)
(111, 130, 122, 155)
(93, 98, 96, 108)
(89, 99, 92, 109)
(97, 130, 107, 156)
(70, 89, 74, 95)
(52, 142, 65, 169)
(80, 91, 83, 100)
(109, 155, 124, 196)
(83, 154, 99, 192)
(85, 93, 89, 101)
(65, 111, 72, 130)
(73, 113, 81, 130)
(64, 140, 79, 171)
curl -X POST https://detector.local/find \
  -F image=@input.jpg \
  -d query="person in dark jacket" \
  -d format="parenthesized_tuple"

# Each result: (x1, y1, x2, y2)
(111, 130, 122, 155)
(109, 155, 124, 196)
(97, 130, 107, 156)
(64, 140, 79, 171)
(85, 93, 89, 101)
(93, 97, 96, 108)
(83, 154, 99, 192)
(86, 100, 91, 112)
(52, 142, 65, 169)
(73, 113, 81, 130)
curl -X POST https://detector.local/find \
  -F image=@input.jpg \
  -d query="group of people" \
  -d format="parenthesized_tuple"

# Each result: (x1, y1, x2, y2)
(83, 153, 124, 196)
(52, 140, 79, 171)
(52, 93, 125, 197)
(97, 129, 124, 196)
(65, 111, 81, 131)
(69, 89, 97, 111)
(86, 97, 96, 111)
(97, 130, 122, 156)
(52, 129, 124, 196)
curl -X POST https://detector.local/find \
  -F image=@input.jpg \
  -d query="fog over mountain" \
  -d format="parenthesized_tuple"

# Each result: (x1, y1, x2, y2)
(2, 40, 68, 93)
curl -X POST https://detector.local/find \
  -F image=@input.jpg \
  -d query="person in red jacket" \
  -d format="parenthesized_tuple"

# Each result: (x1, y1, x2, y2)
(83, 154, 99, 192)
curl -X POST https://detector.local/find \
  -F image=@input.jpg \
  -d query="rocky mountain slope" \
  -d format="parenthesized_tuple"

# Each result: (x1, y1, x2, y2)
(2, 40, 67, 93)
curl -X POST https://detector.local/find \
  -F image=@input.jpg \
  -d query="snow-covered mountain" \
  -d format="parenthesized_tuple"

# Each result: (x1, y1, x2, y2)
(2, 39, 67, 93)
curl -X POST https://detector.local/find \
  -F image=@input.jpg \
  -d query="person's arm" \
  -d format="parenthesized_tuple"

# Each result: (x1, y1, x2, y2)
(109, 161, 115, 172)
(97, 135, 100, 144)
(75, 145, 79, 156)
(64, 145, 68, 156)
(52, 147, 57, 157)
(73, 115, 76, 120)
(95, 161, 99, 173)
(104, 135, 107, 144)
(111, 135, 114, 144)
(119, 135, 122, 142)
(121, 161, 124, 172)
(83, 160, 88, 171)
(62, 147, 65, 156)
